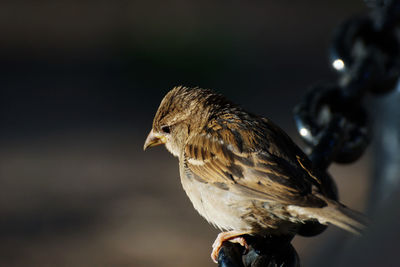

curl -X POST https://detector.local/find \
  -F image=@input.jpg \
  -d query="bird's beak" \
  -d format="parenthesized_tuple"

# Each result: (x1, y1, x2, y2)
(143, 129, 167, 151)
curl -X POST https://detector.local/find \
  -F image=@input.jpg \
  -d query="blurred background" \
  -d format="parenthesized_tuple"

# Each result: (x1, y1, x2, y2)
(0, 1, 376, 266)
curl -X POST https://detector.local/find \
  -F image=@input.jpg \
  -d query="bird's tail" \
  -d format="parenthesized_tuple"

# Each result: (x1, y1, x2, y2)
(288, 196, 368, 235)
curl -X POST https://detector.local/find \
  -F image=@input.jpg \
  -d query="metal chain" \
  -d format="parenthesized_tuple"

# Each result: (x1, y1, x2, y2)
(218, 0, 400, 266)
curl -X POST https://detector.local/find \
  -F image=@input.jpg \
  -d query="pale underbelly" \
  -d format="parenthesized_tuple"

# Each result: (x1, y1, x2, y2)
(180, 174, 255, 232)
(179, 170, 302, 236)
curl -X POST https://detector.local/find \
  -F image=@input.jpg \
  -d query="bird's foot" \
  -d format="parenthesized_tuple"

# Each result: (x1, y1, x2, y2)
(211, 231, 249, 263)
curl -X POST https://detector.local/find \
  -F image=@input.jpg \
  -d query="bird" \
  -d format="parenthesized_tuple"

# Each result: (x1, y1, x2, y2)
(143, 86, 366, 263)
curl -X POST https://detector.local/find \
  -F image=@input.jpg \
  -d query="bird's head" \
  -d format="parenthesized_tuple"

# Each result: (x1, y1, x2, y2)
(144, 86, 225, 157)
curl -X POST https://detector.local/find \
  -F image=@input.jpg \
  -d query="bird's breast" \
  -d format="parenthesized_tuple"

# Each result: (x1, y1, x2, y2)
(180, 171, 251, 232)
(178, 160, 300, 235)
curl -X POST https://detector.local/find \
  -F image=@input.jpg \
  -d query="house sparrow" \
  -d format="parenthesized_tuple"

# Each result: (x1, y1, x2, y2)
(144, 86, 365, 263)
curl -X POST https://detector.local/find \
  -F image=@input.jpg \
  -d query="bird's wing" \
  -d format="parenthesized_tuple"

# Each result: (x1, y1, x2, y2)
(183, 117, 325, 207)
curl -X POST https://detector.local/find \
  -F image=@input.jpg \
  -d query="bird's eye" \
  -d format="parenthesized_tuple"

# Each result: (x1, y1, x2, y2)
(161, 125, 171, 134)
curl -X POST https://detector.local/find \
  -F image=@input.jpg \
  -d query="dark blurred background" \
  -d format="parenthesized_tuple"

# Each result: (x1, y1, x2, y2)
(0, 1, 373, 266)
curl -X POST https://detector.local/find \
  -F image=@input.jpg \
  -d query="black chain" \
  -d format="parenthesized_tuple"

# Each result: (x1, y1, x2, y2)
(218, 0, 400, 266)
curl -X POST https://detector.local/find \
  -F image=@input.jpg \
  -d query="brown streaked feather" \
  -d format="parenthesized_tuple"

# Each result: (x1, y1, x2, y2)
(183, 116, 326, 208)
